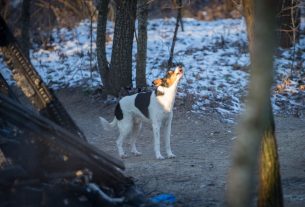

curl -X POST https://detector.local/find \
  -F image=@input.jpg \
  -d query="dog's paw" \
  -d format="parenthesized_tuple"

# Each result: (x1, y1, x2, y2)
(156, 154, 165, 160)
(132, 151, 142, 156)
(167, 153, 176, 159)
(120, 153, 128, 159)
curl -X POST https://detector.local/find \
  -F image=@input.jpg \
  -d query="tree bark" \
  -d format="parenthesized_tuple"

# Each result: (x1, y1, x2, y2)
(258, 101, 283, 207)
(227, 0, 278, 206)
(242, 0, 254, 52)
(109, 0, 137, 96)
(136, 0, 148, 88)
(20, 0, 31, 59)
(96, 0, 111, 92)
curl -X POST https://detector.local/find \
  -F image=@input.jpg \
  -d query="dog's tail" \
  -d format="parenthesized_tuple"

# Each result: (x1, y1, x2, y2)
(99, 116, 117, 131)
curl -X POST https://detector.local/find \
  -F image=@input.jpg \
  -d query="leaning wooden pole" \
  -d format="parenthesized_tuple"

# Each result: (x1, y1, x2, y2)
(227, 0, 278, 206)
(0, 15, 86, 141)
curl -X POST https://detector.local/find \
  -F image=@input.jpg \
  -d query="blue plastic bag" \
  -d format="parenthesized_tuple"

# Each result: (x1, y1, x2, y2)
(150, 193, 176, 204)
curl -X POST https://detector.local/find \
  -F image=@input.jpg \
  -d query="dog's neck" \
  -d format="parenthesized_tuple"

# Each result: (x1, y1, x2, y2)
(155, 81, 179, 112)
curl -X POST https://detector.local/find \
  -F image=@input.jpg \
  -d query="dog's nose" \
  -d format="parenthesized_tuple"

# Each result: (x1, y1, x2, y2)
(179, 67, 183, 73)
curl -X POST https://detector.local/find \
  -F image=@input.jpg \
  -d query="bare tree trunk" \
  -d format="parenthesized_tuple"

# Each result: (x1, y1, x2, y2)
(136, 0, 148, 88)
(20, 0, 31, 59)
(96, 0, 111, 92)
(167, 0, 182, 70)
(244, 0, 284, 204)
(258, 101, 283, 207)
(278, 0, 300, 48)
(227, 0, 277, 206)
(109, 0, 137, 96)
(96, 0, 137, 96)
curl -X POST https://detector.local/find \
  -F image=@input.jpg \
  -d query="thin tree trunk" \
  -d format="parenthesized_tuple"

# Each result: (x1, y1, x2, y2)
(20, 0, 31, 59)
(167, 0, 182, 70)
(278, 0, 300, 48)
(136, 0, 148, 88)
(96, 0, 111, 92)
(227, 0, 277, 206)
(109, 0, 137, 96)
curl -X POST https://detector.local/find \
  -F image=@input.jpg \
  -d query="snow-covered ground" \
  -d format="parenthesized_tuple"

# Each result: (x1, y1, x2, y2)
(1, 17, 304, 121)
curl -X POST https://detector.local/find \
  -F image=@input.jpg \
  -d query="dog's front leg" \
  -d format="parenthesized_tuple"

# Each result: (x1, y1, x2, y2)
(116, 134, 127, 158)
(164, 113, 176, 158)
(152, 123, 164, 160)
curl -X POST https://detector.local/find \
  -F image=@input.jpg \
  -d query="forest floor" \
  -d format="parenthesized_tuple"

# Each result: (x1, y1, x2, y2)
(56, 87, 305, 207)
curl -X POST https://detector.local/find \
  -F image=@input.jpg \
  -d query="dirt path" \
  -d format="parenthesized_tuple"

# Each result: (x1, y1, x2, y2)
(56, 87, 305, 207)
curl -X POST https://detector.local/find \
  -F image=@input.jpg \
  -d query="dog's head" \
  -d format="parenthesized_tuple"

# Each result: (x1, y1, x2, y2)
(152, 66, 184, 88)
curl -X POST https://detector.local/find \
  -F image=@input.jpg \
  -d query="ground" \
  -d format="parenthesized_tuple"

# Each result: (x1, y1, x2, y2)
(56, 87, 305, 207)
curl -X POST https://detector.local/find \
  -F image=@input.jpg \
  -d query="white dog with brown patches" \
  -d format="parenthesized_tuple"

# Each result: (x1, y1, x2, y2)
(99, 66, 183, 159)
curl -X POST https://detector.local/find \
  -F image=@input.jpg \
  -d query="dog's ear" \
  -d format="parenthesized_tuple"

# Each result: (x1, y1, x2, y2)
(152, 78, 163, 86)
(167, 71, 174, 76)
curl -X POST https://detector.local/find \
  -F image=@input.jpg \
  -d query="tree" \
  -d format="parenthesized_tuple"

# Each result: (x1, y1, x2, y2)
(96, 0, 111, 93)
(109, 0, 137, 95)
(258, 100, 283, 207)
(96, 0, 137, 96)
(277, 0, 301, 48)
(242, 3, 283, 205)
(227, 0, 282, 206)
(136, 0, 149, 88)
(167, 0, 183, 70)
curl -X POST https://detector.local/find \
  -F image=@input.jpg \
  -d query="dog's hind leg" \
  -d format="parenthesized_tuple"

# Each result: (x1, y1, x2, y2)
(116, 118, 132, 158)
(130, 119, 142, 156)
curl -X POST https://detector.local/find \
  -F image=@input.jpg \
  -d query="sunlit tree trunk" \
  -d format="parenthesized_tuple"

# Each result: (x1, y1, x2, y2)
(109, 0, 137, 96)
(136, 0, 148, 88)
(227, 0, 279, 206)
(243, 0, 284, 204)
(258, 100, 283, 207)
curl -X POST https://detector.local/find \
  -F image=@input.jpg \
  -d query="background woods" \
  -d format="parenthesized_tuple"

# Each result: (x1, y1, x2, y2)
(0, 0, 304, 206)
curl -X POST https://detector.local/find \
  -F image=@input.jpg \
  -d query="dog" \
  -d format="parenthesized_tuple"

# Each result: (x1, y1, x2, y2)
(99, 66, 184, 159)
